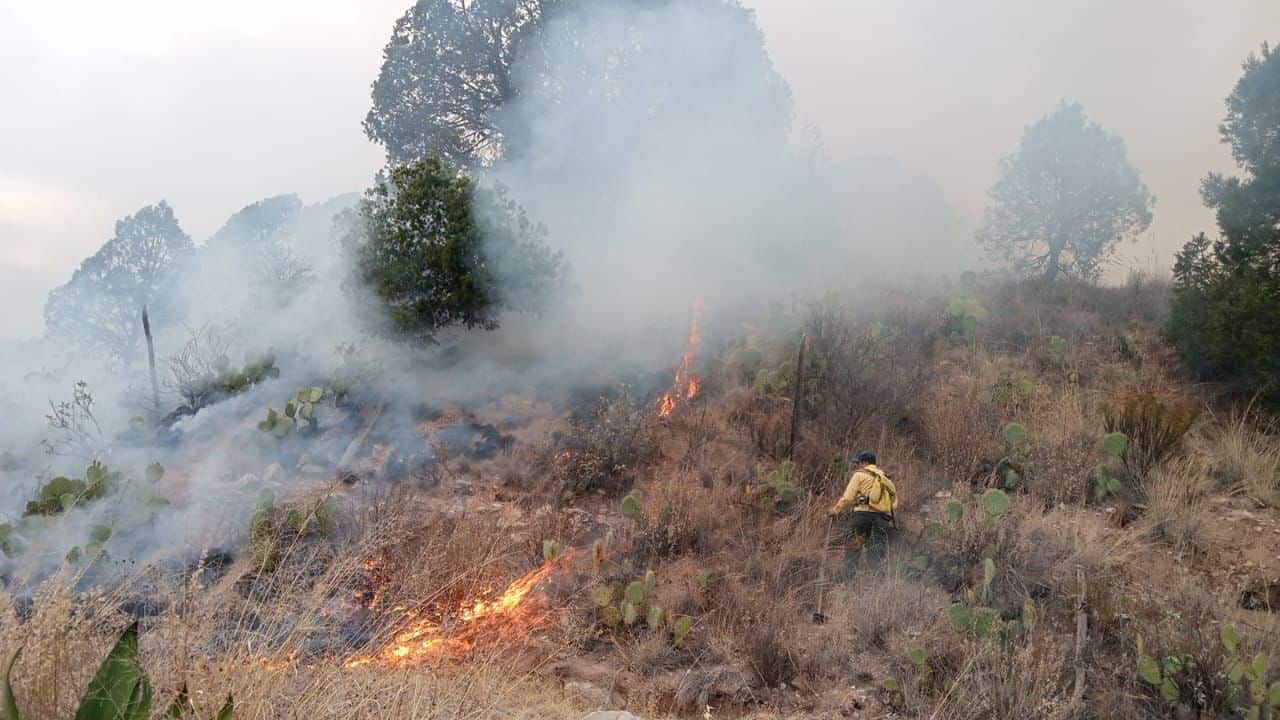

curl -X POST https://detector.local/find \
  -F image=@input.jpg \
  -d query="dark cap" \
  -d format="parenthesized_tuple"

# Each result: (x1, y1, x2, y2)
(852, 451, 877, 465)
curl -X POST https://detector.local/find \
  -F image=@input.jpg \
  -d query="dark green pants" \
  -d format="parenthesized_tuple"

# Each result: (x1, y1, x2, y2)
(838, 511, 892, 576)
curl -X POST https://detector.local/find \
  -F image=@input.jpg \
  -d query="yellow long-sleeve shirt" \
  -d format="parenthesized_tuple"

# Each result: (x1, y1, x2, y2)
(831, 464, 897, 516)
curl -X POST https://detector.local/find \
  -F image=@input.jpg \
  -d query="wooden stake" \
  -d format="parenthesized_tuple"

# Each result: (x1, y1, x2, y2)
(1071, 566, 1088, 717)
(141, 306, 159, 414)
(787, 333, 807, 460)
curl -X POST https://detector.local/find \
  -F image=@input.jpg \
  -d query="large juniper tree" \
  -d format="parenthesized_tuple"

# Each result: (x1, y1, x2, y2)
(1167, 43, 1280, 396)
(345, 157, 562, 340)
(44, 202, 194, 364)
(978, 102, 1153, 282)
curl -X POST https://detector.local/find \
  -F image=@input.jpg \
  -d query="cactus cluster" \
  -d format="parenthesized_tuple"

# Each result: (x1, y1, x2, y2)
(4, 621, 233, 720)
(258, 387, 325, 438)
(882, 647, 934, 699)
(997, 423, 1029, 490)
(1220, 625, 1280, 716)
(190, 353, 280, 406)
(592, 569, 693, 648)
(748, 460, 803, 513)
(24, 460, 116, 517)
(1091, 431, 1128, 501)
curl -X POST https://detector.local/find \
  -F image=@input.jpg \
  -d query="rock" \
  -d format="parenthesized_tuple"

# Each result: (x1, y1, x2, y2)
(565, 681, 612, 708)
(580, 713, 642, 720)
(673, 664, 755, 712)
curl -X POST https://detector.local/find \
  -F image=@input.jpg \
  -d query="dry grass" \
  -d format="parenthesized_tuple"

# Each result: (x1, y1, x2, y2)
(1189, 408, 1280, 505)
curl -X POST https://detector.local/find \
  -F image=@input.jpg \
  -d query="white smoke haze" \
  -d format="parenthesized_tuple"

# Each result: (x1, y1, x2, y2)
(0, 0, 980, 587)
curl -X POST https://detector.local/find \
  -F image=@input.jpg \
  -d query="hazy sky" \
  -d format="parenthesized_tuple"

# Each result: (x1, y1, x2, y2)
(1, 0, 1276, 340)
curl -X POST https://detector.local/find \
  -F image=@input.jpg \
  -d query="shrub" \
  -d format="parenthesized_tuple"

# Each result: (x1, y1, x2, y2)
(1101, 388, 1198, 480)
(344, 157, 562, 341)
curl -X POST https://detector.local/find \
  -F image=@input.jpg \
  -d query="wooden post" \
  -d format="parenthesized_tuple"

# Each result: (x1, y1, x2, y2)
(787, 333, 807, 460)
(141, 306, 159, 414)
(1071, 566, 1088, 717)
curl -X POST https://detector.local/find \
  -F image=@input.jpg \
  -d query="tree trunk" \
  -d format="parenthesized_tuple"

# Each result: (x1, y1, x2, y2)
(1043, 250, 1062, 283)
(141, 306, 159, 415)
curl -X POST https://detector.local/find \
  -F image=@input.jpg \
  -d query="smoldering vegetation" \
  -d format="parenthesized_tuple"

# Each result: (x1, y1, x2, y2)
(0, 0, 971, 588)
(2, 2, 1278, 719)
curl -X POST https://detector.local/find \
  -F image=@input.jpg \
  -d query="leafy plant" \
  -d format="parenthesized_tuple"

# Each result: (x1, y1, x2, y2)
(591, 569, 691, 648)
(748, 460, 804, 513)
(3, 622, 234, 720)
(1101, 389, 1198, 478)
(1219, 624, 1280, 718)
(1091, 431, 1128, 501)
(1135, 633, 1188, 704)
(982, 489, 1010, 519)
(25, 461, 115, 517)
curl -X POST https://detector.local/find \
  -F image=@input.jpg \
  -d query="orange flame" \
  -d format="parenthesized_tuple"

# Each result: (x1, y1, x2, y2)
(345, 556, 562, 669)
(658, 299, 704, 417)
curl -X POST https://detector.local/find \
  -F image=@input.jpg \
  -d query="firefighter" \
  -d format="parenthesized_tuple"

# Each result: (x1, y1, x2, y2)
(828, 451, 898, 575)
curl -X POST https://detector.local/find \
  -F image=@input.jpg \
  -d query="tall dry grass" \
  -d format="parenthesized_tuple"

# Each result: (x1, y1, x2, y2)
(0, 489, 585, 720)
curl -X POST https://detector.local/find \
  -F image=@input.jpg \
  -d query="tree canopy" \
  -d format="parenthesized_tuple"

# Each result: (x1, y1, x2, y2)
(364, 0, 553, 168)
(1167, 43, 1280, 396)
(345, 157, 563, 340)
(363, 0, 790, 170)
(44, 202, 193, 364)
(978, 102, 1154, 282)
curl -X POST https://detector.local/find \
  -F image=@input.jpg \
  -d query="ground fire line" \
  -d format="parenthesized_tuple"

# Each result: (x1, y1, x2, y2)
(657, 298, 704, 417)
(344, 552, 570, 668)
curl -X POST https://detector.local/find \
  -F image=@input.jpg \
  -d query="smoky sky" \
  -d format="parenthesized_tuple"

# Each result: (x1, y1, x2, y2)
(2, 0, 1277, 341)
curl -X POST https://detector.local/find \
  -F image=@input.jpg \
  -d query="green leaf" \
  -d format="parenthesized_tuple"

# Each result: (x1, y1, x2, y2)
(620, 494, 641, 519)
(672, 616, 693, 647)
(881, 677, 900, 692)
(982, 489, 1010, 518)
(1002, 423, 1027, 446)
(911, 555, 929, 572)
(59, 493, 78, 512)
(1160, 677, 1180, 702)
(4, 647, 22, 720)
(643, 569, 656, 595)
(1163, 653, 1185, 676)
(214, 694, 234, 720)
(599, 606, 621, 628)
(925, 521, 944, 535)
(983, 558, 996, 589)
(1267, 681, 1280, 708)
(145, 463, 165, 485)
(972, 607, 998, 638)
(1022, 601, 1037, 632)
(622, 601, 639, 626)
(1251, 653, 1268, 679)
(284, 402, 296, 419)
(646, 605, 665, 628)
(1103, 432, 1128, 457)
(89, 525, 112, 544)
(305, 387, 324, 403)
(75, 621, 150, 720)
(1137, 654, 1162, 686)
(947, 603, 972, 632)
(1221, 625, 1239, 653)
(908, 648, 926, 665)
(947, 501, 963, 523)
(590, 586, 614, 608)
(542, 539, 561, 561)
(625, 581, 646, 605)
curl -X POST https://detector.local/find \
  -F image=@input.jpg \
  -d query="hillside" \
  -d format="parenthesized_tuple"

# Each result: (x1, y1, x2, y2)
(2, 276, 1278, 719)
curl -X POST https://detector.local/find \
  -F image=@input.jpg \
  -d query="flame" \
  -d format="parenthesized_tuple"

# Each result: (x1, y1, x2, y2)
(345, 556, 562, 669)
(658, 298, 704, 417)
